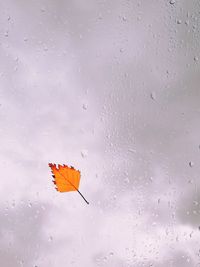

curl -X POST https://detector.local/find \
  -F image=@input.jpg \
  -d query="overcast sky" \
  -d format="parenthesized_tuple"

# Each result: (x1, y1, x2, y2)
(0, 0, 200, 266)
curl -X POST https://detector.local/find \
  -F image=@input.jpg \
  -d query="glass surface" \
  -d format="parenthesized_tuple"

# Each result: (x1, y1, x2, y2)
(0, 1, 200, 266)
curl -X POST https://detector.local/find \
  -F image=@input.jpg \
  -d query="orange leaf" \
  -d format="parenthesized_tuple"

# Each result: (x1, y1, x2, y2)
(49, 163, 89, 204)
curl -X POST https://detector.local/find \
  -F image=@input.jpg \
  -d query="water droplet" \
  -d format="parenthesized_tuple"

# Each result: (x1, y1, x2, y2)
(193, 25, 197, 30)
(98, 14, 103, 20)
(186, 257, 190, 263)
(189, 161, 194, 167)
(147, 176, 153, 183)
(109, 252, 114, 257)
(177, 19, 182, 24)
(124, 177, 130, 183)
(150, 92, 156, 100)
(194, 56, 199, 62)
(81, 149, 88, 158)
(113, 195, 117, 200)
(41, 205, 46, 210)
(11, 200, 15, 208)
(103, 256, 107, 262)
(48, 235, 53, 241)
(185, 20, 189, 26)
(169, 0, 175, 4)
(128, 148, 136, 153)
(82, 103, 88, 110)
(19, 260, 24, 266)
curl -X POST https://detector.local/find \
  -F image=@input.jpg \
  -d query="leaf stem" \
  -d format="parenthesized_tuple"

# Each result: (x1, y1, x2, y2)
(77, 189, 89, 204)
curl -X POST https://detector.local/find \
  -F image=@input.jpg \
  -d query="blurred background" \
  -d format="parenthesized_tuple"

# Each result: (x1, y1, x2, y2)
(0, 0, 200, 266)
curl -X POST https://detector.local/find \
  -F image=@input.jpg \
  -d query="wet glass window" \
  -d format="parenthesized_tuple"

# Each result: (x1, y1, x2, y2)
(1, 1, 200, 266)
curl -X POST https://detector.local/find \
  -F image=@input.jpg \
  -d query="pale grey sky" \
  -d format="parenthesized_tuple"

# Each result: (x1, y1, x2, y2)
(0, 0, 200, 266)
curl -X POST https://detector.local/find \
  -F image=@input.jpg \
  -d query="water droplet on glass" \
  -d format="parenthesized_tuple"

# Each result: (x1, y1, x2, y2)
(194, 56, 199, 62)
(19, 260, 24, 266)
(185, 20, 189, 26)
(177, 19, 182, 24)
(81, 149, 88, 158)
(82, 103, 88, 110)
(128, 148, 136, 153)
(98, 14, 103, 20)
(124, 177, 130, 183)
(103, 256, 107, 262)
(189, 161, 194, 167)
(109, 252, 114, 257)
(193, 200, 198, 206)
(169, 0, 175, 4)
(186, 258, 190, 263)
(150, 92, 156, 100)
(11, 200, 15, 208)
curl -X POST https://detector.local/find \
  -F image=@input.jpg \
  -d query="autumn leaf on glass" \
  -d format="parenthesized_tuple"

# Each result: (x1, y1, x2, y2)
(49, 163, 89, 204)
